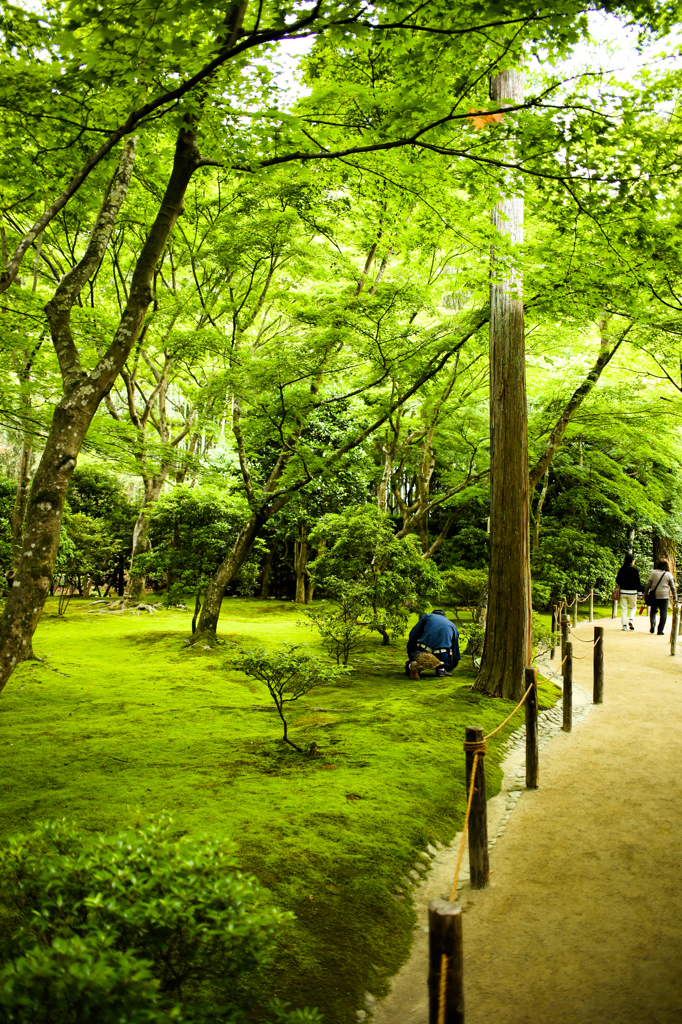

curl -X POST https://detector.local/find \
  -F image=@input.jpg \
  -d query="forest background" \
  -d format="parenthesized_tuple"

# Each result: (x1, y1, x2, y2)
(3, 0, 682, 1020)
(3, 1, 682, 649)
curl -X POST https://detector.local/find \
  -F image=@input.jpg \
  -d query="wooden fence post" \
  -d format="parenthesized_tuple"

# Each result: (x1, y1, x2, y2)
(671, 603, 680, 657)
(589, 589, 594, 622)
(550, 605, 557, 660)
(464, 726, 489, 889)
(561, 614, 569, 663)
(428, 900, 464, 1024)
(572, 594, 578, 627)
(593, 626, 604, 704)
(525, 667, 539, 789)
(562, 642, 572, 732)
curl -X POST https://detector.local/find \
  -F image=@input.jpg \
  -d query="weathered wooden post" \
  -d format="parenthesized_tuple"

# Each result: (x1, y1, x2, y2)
(428, 901, 464, 1024)
(611, 596, 617, 619)
(593, 626, 604, 704)
(525, 667, 539, 789)
(561, 613, 569, 663)
(464, 726, 489, 889)
(572, 593, 578, 627)
(671, 603, 680, 656)
(589, 589, 594, 622)
(562, 642, 573, 732)
(550, 605, 557, 660)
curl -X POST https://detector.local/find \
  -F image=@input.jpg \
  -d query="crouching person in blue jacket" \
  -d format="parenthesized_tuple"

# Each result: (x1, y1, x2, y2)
(405, 609, 460, 678)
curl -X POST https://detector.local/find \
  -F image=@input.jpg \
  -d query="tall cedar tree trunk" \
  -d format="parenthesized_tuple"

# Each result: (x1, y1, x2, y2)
(475, 69, 532, 701)
(653, 534, 677, 582)
(0, 130, 203, 692)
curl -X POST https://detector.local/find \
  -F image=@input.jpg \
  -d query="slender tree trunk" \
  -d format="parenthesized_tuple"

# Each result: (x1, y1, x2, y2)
(475, 69, 531, 702)
(195, 512, 269, 638)
(125, 477, 166, 601)
(377, 449, 392, 512)
(532, 468, 549, 550)
(260, 549, 273, 598)
(294, 523, 308, 604)
(9, 438, 33, 569)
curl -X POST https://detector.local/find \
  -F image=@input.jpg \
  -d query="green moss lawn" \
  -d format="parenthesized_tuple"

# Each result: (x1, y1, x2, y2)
(0, 598, 561, 1023)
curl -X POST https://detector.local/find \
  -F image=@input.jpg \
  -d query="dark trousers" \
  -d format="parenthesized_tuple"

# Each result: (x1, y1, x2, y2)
(650, 598, 668, 633)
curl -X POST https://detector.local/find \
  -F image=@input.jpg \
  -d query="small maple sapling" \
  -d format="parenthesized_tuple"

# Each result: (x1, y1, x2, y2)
(228, 644, 347, 753)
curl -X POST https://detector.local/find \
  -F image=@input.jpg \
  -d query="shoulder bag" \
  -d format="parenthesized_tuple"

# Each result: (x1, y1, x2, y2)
(645, 572, 665, 607)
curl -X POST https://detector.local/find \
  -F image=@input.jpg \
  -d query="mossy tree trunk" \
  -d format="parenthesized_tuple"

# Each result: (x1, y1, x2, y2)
(0, 130, 204, 693)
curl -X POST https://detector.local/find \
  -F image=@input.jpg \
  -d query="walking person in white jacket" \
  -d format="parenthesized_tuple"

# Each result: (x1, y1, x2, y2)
(644, 559, 678, 635)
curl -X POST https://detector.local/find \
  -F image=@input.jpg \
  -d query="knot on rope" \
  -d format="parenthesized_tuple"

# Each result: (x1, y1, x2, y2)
(462, 740, 487, 754)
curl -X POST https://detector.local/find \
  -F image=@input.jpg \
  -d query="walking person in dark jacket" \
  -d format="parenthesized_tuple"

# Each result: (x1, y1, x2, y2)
(644, 559, 678, 635)
(406, 609, 460, 678)
(615, 554, 642, 631)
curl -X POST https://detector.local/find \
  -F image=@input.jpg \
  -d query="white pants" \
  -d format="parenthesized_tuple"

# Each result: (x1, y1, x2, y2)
(620, 592, 637, 624)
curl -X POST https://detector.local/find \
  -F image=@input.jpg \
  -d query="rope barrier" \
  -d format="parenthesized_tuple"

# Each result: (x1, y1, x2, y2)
(568, 629, 598, 644)
(567, 627, 600, 648)
(572, 639, 600, 658)
(483, 681, 534, 741)
(538, 655, 567, 686)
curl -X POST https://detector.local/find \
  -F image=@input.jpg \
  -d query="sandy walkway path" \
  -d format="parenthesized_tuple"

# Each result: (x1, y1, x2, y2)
(373, 615, 682, 1024)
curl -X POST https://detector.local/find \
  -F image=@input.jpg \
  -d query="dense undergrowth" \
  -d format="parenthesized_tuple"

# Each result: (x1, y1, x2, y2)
(0, 598, 564, 1023)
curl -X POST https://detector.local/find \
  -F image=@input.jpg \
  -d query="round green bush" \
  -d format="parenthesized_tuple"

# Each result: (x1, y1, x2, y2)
(0, 819, 320, 1024)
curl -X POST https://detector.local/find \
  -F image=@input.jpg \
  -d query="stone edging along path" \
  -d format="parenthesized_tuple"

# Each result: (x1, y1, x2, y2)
(363, 668, 590, 1024)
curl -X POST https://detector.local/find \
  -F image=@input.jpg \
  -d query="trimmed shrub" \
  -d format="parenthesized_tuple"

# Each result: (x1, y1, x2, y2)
(0, 818, 319, 1024)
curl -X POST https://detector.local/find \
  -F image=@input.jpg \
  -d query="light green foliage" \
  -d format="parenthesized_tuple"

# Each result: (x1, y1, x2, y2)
(228, 643, 347, 752)
(531, 528, 621, 607)
(137, 487, 254, 604)
(444, 526, 490, 571)
(308, 506, 441, 646)
(457, 622, 485, 666)
(0, 599, 559, 1024)
(531, 580, 553, 611)
(531, 613, 557, 661)
(57, 512, 119, 587)
(441, 568, 488, 617)
(0, 818, 297, 1024)
(66, 466, 137, 555)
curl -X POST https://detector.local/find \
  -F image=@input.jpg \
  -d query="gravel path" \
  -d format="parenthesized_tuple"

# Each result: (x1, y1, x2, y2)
(371, 615, 682, 1024)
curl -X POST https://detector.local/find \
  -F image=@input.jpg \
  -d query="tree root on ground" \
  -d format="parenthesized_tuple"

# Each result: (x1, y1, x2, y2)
(183, 631, 225, 649)
(85, 599, 163, 615)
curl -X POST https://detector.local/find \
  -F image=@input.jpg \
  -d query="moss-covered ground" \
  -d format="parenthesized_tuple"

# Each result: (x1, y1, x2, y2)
(0, 598, 562, 1023)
